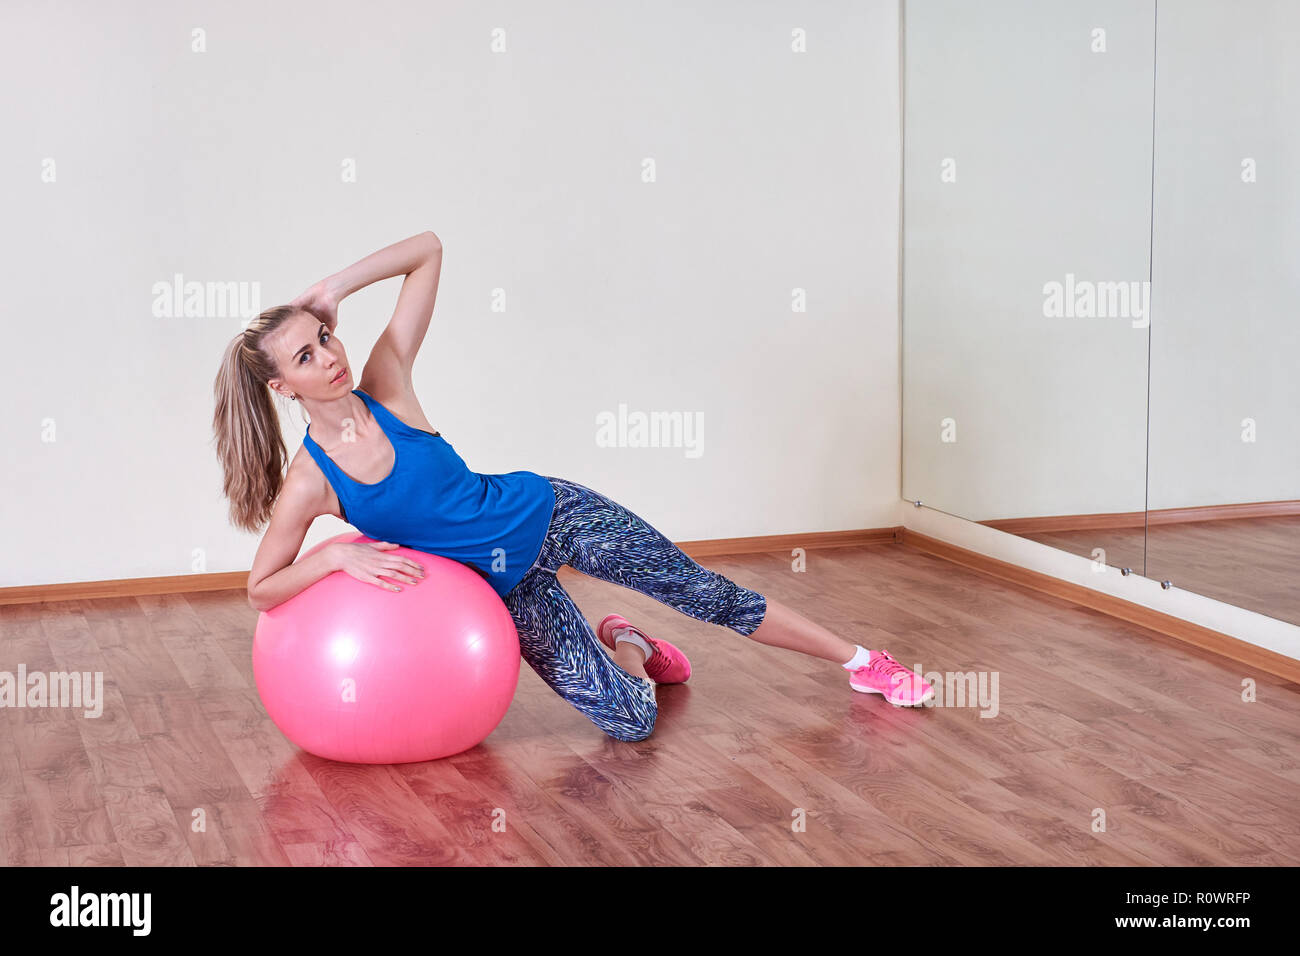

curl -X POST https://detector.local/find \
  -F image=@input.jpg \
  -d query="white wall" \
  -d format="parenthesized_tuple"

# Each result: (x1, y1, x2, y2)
(0, 0, 903, 587)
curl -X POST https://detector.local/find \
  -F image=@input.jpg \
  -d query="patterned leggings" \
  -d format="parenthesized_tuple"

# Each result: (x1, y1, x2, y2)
(501, 476, 768, 742)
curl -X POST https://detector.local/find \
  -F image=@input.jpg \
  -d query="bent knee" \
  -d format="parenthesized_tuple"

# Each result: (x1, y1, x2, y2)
(720, 589, 768, 637)
(616, 724, 655, 743)
(607, 708, 657, 742)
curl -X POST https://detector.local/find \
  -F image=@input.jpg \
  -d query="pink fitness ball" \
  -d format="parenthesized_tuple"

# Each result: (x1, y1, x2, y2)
(252, 533, 521, 764)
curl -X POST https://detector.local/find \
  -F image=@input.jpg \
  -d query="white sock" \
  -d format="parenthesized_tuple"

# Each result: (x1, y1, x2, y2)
(842, 644, 873, 670)
(613, 626, 655, 661)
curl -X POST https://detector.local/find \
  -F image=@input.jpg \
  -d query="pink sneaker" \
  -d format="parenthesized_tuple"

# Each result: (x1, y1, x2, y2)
(849, 649, 934, 706)
(596, 613, 691, 684)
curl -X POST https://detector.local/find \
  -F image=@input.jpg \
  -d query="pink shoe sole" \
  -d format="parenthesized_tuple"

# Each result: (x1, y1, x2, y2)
(596, 613, 691, 684)
(849, 649, 935, 706)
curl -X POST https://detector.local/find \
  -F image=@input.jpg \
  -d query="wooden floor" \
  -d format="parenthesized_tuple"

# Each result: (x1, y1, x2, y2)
(1021, 514, 1300, 626)
(2, 542, 1298, 866)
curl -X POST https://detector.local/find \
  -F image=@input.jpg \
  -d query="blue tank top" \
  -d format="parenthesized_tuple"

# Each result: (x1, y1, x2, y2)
(301, 388, 555, 599)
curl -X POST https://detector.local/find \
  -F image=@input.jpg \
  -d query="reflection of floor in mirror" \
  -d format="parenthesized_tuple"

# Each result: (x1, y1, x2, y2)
(1020, 515, 1300, 625)
(1014, 527, 1145, 584)
(3, 540, 1297, 866)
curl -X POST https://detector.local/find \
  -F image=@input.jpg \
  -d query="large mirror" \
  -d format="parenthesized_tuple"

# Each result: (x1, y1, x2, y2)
(902, 0, 1155, 578)
(1146, 0, 1300, 625)
(903, 0, 1300, 629)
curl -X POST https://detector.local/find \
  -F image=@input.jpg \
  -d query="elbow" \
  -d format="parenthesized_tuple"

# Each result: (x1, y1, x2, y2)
(247, 586, 266, 614)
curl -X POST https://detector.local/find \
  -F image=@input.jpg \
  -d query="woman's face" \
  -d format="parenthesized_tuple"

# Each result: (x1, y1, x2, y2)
(267, 311, 352, 401)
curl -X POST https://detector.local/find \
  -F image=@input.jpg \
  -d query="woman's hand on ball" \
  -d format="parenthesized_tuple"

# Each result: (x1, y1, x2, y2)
(331, 541, 426, 592)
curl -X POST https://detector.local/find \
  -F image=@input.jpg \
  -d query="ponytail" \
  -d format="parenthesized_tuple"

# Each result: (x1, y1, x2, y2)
(211, 305, 302, 533)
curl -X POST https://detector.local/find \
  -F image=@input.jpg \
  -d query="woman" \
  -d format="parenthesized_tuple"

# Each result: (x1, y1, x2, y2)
(212, 231, 934, 743)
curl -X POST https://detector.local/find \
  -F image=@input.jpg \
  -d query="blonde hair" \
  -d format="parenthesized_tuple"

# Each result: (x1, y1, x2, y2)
(211, 305, 305, 533)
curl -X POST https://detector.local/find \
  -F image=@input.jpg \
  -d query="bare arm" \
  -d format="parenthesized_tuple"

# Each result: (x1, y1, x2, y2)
(327, 231, 441, 304)
(293, 231, 443, 391)
(335, 232, 442, 387)
(247, 470, 427, 612)
(247, 473, 340, 612)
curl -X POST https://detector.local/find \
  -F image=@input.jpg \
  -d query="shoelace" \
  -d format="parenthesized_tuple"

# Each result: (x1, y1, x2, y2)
(864, 650, 913, 688)
(645, 651, 670, 679)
